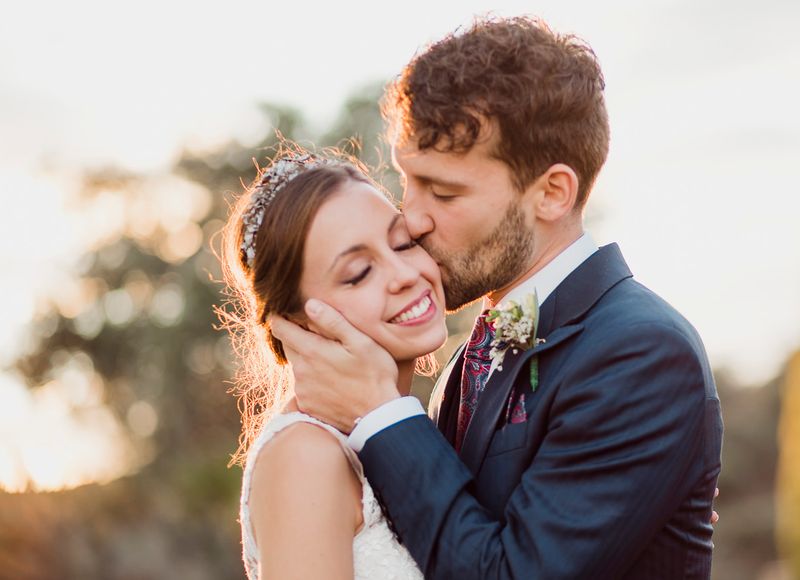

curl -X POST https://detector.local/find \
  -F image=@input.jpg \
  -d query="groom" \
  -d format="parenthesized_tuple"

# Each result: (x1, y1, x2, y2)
(272, 16, 722, 579)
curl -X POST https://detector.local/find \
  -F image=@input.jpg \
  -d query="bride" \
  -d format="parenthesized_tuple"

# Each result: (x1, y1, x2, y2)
(219, 147, 447, 579)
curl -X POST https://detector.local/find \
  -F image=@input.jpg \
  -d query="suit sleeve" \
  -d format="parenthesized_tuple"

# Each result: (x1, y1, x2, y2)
(358, 322, 711, 579)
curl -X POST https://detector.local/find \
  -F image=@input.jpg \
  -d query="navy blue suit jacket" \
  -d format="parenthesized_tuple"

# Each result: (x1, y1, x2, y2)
(359, 244, 723, 579)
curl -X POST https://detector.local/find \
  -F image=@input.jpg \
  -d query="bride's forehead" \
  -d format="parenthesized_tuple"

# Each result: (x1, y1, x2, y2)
(309, 184, 400, 245)
(325, 181, 398, 216)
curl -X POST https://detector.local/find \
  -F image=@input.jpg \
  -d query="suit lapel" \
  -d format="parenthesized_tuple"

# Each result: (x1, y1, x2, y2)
(541, 243, 633, 335)
(432, 344, 466, 444)
(458, 243, 634, 474)
(459, 324, 583, 474)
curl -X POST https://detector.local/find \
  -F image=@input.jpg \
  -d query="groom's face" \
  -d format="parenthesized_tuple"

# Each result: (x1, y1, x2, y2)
(393, 134, 537, 311)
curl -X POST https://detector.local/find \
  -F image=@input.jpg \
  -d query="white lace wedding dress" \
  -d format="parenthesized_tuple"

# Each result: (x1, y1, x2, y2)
(240, 412, 423, 580)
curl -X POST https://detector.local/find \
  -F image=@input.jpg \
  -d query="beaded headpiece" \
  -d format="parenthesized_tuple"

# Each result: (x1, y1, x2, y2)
(240, 153, 326, 269)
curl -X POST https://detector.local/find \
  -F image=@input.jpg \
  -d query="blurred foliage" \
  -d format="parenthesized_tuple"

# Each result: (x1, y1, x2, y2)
(1, 81, 796, 579)
(778, 353, 800, 578)
(711, 373, 783, 580)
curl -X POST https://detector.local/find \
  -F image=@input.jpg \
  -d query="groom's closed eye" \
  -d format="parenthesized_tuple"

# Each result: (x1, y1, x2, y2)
(420, 174, 468, 198)
(430, 188, 457, 201)
(393, 240, 418, 251)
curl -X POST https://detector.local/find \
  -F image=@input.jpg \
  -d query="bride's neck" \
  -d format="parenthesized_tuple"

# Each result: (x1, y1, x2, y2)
(397, 360, 415, 397)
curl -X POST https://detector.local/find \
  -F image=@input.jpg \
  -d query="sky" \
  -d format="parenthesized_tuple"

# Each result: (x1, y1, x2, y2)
(1, 0, 799, 489)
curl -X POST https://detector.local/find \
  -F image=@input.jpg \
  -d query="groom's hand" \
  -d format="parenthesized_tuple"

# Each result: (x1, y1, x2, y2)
(270, 298, 400, 433)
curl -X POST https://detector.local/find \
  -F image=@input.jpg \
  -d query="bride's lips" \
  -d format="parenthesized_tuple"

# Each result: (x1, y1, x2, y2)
(388, 290, 436, 326)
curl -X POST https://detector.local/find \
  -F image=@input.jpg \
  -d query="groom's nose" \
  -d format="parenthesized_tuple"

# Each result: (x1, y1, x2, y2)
(402, 187, 435, 240)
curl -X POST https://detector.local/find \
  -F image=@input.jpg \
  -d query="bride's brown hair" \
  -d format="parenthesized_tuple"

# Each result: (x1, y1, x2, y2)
(218, 144, 375, 464)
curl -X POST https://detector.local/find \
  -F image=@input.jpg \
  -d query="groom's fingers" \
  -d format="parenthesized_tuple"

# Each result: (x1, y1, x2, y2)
(710, 487, 720, 524)
(305, 298, 369, 352)
(271, 314, 334, 358)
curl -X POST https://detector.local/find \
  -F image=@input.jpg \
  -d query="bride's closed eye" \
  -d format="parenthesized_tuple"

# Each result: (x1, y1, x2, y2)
(344, 265, 371, 286)
(342, 240, 416, 286)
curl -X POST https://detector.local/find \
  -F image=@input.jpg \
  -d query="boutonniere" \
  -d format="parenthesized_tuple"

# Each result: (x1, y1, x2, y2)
(486, 291, 544, 390)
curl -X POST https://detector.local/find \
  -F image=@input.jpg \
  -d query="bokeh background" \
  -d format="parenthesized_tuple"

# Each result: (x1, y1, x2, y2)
(1, 1, 799, 578)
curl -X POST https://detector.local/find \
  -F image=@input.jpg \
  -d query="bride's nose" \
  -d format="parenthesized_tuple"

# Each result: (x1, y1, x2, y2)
(387, 253, 420, 294)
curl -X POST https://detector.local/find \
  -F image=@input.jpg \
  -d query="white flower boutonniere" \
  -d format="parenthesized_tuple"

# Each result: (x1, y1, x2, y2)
(486, 291, 543, 390)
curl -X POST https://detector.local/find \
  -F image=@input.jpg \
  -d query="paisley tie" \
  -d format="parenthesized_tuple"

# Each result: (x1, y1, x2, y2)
(455, 313, 495, 452)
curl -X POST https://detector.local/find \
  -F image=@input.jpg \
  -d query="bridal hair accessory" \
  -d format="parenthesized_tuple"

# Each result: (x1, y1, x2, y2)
(240, 153, 326, 269)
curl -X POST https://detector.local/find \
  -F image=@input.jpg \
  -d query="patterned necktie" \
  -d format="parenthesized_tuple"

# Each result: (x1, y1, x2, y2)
(455, 313, 495, 452)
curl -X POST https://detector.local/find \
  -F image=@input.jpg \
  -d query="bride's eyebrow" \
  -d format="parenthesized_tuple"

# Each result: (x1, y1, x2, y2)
(329, 244, 367, 273)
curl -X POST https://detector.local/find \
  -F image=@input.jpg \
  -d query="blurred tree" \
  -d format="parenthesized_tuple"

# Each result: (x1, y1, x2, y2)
(319, 81, 403, 197)
(777, 351, 800, 577)
(711, 371, 782, 580)
(15, 103, 311, 468)
(5, 103, 311, 578)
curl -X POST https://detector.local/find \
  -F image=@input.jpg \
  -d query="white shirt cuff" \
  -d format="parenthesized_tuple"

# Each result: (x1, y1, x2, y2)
(346, 396, 426, 452)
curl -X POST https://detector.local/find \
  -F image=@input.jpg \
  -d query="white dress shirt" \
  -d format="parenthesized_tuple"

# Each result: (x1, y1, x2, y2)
(347, 233, 599, 452)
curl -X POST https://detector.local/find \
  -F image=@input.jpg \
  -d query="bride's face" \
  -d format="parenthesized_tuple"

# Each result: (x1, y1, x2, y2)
(300, 180, 448, 362)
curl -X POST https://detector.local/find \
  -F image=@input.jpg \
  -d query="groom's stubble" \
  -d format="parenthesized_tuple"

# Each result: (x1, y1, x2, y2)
(421, 200, 535, 312)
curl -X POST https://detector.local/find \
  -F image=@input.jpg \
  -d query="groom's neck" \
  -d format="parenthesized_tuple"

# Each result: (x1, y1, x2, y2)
(487, 224, 584, 306)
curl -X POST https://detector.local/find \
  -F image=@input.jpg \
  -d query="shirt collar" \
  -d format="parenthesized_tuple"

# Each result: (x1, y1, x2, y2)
(486, 232, 599, 310)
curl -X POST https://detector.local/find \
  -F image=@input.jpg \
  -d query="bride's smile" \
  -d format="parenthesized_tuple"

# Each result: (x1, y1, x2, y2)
(388, 291, 434, 325)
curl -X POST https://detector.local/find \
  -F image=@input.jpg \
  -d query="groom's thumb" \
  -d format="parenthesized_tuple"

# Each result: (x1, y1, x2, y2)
(305, 298, 323, 317)
(305, 299, 361, 349)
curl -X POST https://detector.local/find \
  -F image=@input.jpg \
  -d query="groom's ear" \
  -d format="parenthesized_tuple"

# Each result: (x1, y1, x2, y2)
(533, 163, 580, 222)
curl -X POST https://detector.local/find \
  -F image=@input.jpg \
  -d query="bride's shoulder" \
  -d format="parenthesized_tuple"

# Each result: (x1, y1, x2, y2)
(248, 417, 362, 536)
(254, 418, 348, 475)
(249, 417, 359, 500)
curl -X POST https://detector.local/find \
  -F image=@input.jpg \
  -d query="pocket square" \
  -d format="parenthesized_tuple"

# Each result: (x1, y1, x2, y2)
(505, 392, 527, 424)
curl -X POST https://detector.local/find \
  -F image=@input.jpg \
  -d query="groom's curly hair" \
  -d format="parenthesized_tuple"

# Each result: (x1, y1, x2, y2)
(383, 16, 610, 207)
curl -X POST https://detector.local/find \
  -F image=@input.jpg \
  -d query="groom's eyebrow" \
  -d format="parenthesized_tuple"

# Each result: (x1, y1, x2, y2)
(391, 156, 467, 190)
(329, 216, 403, 272)
(416, 174, 468, 191)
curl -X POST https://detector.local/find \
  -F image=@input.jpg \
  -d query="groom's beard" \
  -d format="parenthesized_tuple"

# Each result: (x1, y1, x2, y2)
(421, 202, 534, 312)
